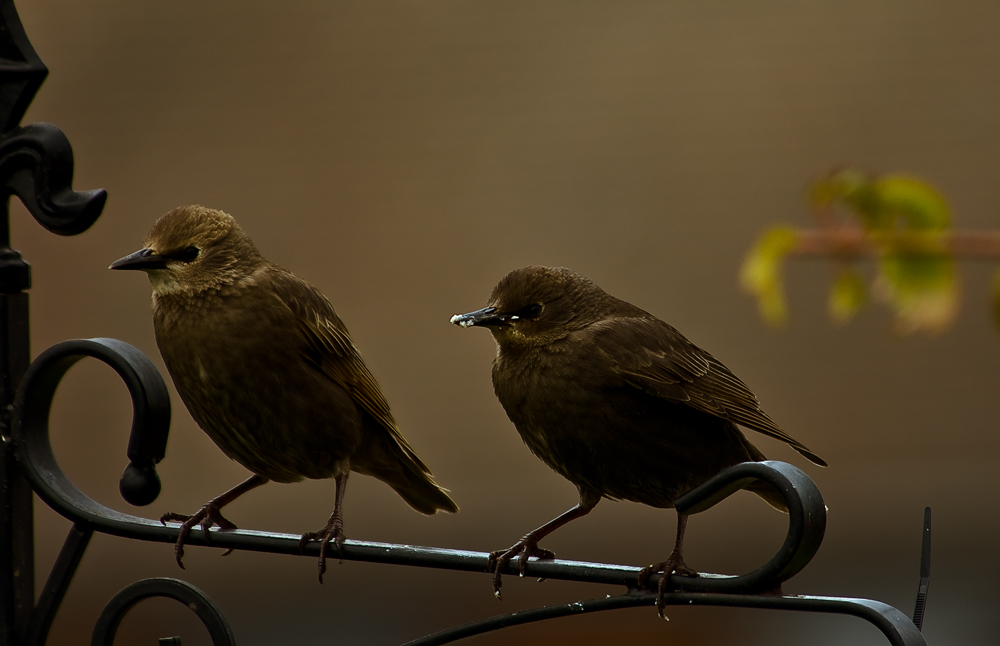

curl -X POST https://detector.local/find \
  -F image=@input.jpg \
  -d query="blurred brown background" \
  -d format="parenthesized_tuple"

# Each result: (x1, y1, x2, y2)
(12, 1, 1000, 644)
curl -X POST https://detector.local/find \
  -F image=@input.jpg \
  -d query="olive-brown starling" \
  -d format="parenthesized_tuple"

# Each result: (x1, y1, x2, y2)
(451, 266, 825, 613)
(111, 205, 458, 580)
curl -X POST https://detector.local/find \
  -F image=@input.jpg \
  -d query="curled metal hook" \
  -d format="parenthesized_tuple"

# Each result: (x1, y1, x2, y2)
(0, 123, 107, 237)
(653, 459, 828, 594)
(13, 337, 171, 522)
(91, 578, 235, 646)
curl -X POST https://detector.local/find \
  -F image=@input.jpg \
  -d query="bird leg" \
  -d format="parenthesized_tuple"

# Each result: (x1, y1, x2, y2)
(637, 513, 700, 619)
(160, 474, 268, 569)
(298, 471, 349, 584)
(488, 495, 599, 600)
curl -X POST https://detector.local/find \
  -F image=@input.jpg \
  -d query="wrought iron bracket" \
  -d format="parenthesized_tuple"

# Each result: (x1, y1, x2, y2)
(8, 338, 925, 645)
(91, 578, 236, 646)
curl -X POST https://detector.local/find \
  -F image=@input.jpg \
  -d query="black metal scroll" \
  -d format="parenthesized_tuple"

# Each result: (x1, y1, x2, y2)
(0, 1, 107, 643)
(0, 0, 106, 241)
(91, 578, 236, 646)
(14, 337, 171, 524)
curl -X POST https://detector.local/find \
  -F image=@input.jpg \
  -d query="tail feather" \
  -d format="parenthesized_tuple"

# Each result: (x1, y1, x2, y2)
(792, 445, 828, 468)
(354, 418, 459, 515)
(359, 458, 459, 515)
(389, 463, 459, 515)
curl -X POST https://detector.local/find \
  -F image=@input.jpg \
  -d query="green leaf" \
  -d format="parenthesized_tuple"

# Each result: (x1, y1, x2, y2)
(872, 175, 950, 231)
(810, 170, 950, 234)
(740, 226, 798, 327)
(809, 168, 866, 209)
(811, 169, 883, 227)
(829, 269, 867, 323)
(876, 251, 958, 334)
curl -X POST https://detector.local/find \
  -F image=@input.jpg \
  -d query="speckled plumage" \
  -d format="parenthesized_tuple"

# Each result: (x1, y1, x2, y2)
(112, 205, 457, 578)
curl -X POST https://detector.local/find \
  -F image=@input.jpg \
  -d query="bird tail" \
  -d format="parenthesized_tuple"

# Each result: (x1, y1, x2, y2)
(389, 476, 458, 515)
(357, 455, 459, 516)
(791, 445, 828, 468)
(387, 463, 460, 515)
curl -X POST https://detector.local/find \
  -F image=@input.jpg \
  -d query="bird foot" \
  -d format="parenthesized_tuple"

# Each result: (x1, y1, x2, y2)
(486, 533, 556, 600)
(637, 554, 700, 619)
(160, 503, 239, 569)
(298, 520, 346, 584)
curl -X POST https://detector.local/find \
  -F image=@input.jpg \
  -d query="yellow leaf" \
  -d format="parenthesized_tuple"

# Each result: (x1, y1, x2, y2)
(740, 226, 797, 327)
(872, 175, 950, 231)
(875, 252, 958, 334)
(829, 269, 867, 323)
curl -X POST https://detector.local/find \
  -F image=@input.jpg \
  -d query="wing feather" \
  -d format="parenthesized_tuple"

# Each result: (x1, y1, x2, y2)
(267, 271, 432, 473)
(595, 317, 827, 467)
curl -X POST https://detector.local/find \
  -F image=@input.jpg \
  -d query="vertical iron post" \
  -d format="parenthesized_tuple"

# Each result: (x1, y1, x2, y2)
(0, 0, 40, 640)
(0, 193, 34, 646)
(0, 1, 106, 642)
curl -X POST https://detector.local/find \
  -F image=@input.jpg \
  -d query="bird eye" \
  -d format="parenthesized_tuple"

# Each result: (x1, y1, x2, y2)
(520, 303, 542, 318)
(177, 246, 200, 262)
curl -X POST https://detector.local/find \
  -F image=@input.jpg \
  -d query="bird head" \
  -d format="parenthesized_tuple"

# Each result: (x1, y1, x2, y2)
(110, 205, 264, 296)
(451, 266, 618, 346)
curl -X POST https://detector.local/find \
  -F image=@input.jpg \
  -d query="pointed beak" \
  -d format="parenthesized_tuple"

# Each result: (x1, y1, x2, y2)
(109, 248, 169, 271)
(450, 306, 509, 328)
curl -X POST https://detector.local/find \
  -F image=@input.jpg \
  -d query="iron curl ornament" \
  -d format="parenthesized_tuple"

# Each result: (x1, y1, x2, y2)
(0, 0, 932, 643)
(0, 0, 107, 643)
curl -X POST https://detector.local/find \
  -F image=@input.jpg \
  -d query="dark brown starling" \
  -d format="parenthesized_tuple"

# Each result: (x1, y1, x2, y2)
(111, 205, 458, 580)
(451, 265, 825, 614)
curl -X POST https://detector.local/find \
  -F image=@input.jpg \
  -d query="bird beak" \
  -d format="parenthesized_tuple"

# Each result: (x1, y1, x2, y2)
(109, 248, 169, 271)
(450, 306, 509, 328)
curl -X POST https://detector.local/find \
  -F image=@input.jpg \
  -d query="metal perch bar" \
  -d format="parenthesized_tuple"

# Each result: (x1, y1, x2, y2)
(14, 340, 820, 594)
(404, 591, 925, 646)
(10, 337, 925, 645)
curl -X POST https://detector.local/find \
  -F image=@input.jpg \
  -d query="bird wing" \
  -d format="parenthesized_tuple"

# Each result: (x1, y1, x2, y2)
(594, 316, 827, 467)
(267, 271, 432, 473)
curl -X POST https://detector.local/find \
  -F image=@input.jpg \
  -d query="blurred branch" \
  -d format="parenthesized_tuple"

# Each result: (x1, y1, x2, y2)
(789, 229, 1000, 258)
(741, 169, 1000, 334)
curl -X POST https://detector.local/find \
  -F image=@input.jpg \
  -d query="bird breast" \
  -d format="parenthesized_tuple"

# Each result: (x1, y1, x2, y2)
(152, 287, 365, 483)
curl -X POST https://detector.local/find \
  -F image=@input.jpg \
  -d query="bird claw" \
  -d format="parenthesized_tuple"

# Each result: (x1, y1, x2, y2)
(487, 534, 555, 599)
(299, 523, 346, 584)
(160, 504, 239, 569)
(638, 555, 699, 619)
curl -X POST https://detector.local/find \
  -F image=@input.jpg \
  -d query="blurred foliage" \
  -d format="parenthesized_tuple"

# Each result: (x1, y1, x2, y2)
(828, 268, 867, 324)
(739, 226, 797, 327)
(741, 169, 987, 334)
(810, 169, 950, 231)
